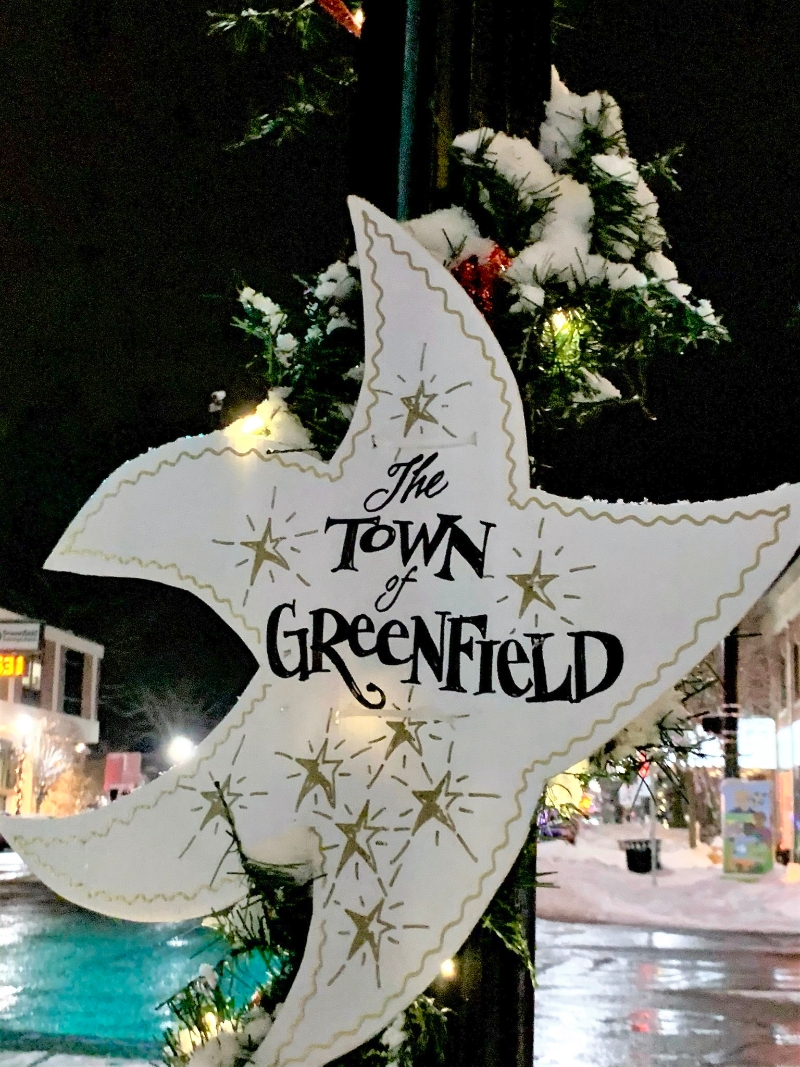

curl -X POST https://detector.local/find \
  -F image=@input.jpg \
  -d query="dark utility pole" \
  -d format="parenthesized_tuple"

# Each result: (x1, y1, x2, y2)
(351, 0, 554, 219)
(722, 632, 740, 779)
(351, 6, 553, 1063)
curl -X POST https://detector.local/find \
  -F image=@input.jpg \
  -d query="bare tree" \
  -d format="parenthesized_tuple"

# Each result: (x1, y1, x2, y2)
(32, 730, 73, 812)
(114, 680, 222, 754)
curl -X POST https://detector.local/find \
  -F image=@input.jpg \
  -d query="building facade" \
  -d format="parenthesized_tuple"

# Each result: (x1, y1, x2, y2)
(0, 608, 103, 815)
(731, 556, 800, 860)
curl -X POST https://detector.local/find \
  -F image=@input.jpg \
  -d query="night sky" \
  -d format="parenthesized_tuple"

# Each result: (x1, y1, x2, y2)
(2, 0, 800, 745)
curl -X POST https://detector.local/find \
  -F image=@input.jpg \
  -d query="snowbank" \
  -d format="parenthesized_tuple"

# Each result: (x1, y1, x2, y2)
(537, 823, 800, 934)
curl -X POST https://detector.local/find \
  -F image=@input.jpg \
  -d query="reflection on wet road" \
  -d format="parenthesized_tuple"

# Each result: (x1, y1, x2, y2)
(535, 920, 800, 1066)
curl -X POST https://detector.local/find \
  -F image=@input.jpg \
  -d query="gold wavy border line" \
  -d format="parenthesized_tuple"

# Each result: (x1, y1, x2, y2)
(62, 446, 295, 553)
(19, 857, 243, 907)
(14, 684, 267, 904)
(68, 548, 263, 645)
(269, 215, 795, 1067)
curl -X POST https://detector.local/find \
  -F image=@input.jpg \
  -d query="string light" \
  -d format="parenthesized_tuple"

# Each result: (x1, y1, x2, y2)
(240, 412, 267, 435)
(550, 310, 569, 334)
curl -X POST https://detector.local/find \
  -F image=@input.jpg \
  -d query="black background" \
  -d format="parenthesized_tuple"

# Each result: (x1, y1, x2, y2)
(2, 0, 800, 744)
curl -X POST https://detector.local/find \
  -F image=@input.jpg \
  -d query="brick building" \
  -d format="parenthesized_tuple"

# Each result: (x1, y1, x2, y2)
(0, 608, 102, 815)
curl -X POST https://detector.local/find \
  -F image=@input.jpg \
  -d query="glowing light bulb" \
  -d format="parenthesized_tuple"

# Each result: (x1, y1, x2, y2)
(240, 412, 266, 434)
(550, 310, 569, 333)
(353, 7, 365, 28)
(439, 958, 456, 979)
(166, 735, 196, 765)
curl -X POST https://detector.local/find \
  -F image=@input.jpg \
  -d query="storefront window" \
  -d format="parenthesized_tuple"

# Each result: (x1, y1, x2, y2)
(0, 738, 17, 792)
(21, 658, 41, 707)
(62, 650, 84, 715)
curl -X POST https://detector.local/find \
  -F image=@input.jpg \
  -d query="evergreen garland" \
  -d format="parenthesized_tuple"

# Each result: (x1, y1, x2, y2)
(227, 74, 726, 477)
(207, 1, 360, 147)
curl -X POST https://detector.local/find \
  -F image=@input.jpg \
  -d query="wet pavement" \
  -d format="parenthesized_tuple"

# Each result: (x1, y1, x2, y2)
(535, 919, 800, 1066)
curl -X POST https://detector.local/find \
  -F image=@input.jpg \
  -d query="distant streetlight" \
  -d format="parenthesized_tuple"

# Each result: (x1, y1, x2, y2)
(166, 735, 196, 765)
(14, 712, 36, 737)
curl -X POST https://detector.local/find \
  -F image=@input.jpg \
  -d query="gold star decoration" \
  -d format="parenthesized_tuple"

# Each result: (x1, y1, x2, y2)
(239, 518, 290, 587)
(400, 381, 439, 437)
(411, 772, 462, 835)
(345, 899, 395, 962)
(334, 801, 387, 876)
(384, 719, 425, 760)
(294, 740, 343, 810)
(507, 550, 558, 618)
(199, 774, 243, 831)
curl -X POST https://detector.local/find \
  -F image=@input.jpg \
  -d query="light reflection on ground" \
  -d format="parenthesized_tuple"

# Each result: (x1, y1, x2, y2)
(535, 919, 800, 1066)
(0, 876, 217, 1053)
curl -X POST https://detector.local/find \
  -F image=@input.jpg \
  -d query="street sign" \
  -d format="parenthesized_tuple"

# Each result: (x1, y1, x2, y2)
(0, 621, 41, 652)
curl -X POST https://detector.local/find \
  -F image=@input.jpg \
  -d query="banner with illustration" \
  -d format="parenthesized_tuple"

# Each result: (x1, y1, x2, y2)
(722, 778, 773, 875)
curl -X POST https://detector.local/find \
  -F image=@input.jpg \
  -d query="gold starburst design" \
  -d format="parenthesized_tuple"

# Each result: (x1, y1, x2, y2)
(345, 899, 395, 963)
(411, 772, 462, 835)
(507, 550, 558, 618)
(294, 739, 343, 810)
(239, 518, 289, 585)
(198, 774, 244, 831)
(400, 381, 439, 436)
(334, 801, 387, 876)
(384, 719, 425, 760)
(500, 518, 596, 625)
(212, 486, 316, 604)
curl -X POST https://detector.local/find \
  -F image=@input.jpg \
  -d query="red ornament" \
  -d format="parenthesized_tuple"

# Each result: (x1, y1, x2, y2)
(315, 0, 362, 36)
(451, 244, 512, 321)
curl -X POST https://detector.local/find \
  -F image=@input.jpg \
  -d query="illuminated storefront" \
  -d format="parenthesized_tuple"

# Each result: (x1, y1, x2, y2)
(0, 609, 103, 815)
(732, 561, 800, 861)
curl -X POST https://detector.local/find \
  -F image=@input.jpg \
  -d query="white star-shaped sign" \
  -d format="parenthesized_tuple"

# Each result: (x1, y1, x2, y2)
(5, 198, 800, 1067)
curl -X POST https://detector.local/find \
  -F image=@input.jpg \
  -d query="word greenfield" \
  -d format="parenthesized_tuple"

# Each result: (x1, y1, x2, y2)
(266, 603, 624, 710)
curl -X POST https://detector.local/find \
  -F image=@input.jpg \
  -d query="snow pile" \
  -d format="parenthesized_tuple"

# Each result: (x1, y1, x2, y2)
(408, 67, 722, 327)
(537, 823, 800, 934)
(404, 206, 496, 268)
(224, 387, 312, 451)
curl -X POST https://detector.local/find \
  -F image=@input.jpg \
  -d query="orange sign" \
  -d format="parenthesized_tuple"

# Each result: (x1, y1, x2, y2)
(0, 654, 26, 677)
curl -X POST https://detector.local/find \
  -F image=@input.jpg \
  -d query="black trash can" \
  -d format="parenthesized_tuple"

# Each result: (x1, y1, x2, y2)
(619, 838, 662, 873)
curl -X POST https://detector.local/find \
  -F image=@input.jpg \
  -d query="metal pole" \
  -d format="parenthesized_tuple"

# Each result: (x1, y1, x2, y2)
(723, 633, 740, 779)
(397, 0, 421, 219)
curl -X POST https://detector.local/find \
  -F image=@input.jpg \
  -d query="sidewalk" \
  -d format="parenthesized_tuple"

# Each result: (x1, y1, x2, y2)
(537, 823, 800, 934)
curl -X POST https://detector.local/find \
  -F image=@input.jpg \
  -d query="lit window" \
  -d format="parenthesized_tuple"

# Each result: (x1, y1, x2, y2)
(21, 659, 41, 708)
